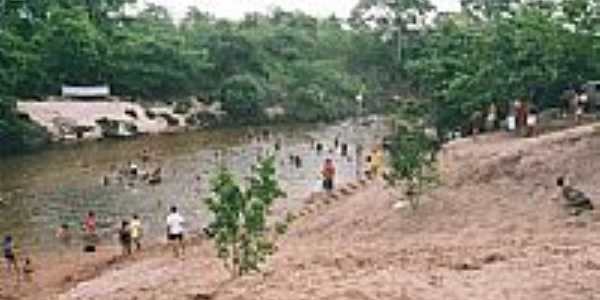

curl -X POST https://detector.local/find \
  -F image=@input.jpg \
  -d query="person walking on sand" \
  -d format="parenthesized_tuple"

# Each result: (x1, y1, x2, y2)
(516, 100, 529, 137)
(321, 158, 336, 192)
(118, 220, 132, 256)
(130, 214, 143, 251)
(527, 107, 538, 137)
(569, 92, 581, 123)
(369, 146, 384, 179)
(166, 206, 185, 258)
(3, 235, 18, 274)
(514, 99, 524, 134)
(356, 144, 364, 180)
(486, 103, 497, 132)
(21, 256, 34, 282)
(576, 92, 585, 123)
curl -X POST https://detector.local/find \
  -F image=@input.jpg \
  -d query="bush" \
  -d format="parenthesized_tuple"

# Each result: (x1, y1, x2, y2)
(219, 74, 268, 124)
(0, 97, 48, 154)
(204, 157, 286, 277)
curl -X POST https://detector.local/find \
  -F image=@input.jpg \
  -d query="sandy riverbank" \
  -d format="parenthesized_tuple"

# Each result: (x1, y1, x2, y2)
(5, 122, 600, 300)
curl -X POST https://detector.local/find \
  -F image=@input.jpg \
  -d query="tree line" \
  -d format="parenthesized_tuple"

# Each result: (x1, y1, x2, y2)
(2, 0, 600, 154)
(0, 0, 390, 154)
(350, 0, 600, 204)
(352, 0, 600, 136)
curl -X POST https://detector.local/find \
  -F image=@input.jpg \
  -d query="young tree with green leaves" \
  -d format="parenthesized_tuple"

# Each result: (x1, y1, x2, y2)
(385, 101, 439, 209)
(204, 157, 286, 277)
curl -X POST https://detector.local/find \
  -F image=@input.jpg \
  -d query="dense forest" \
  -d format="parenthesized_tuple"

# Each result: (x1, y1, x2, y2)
(1, 0, 600, 153)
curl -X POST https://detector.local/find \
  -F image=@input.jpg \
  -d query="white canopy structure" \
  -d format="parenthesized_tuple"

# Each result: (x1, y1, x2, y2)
(61, 85, 111, 98)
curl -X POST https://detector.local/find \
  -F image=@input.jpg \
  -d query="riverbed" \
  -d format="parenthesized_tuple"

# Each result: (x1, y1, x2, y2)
(0, 117, 388, 253)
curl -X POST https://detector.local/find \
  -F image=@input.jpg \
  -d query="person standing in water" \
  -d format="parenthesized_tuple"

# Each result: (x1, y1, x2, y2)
(56, 224, 72, 256)
(84, 211, 96, 235)
(321, 158, 336, 192)
(83, 211, 98, 252)
(340, 143, 349, 157)
(166, 206, 185, 258)
(316, 143, 323, 154)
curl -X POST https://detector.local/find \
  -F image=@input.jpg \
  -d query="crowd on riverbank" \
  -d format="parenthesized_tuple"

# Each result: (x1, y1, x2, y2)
(459, 89, 594, 141)
(1, 126, 389, 291)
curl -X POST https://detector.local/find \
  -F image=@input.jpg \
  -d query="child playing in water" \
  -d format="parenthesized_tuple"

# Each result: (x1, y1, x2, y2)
(83, 211, 98, 253)
(56, 224, 72, 246)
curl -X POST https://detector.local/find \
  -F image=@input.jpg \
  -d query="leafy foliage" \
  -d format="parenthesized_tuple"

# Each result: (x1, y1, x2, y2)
(3, 0, 600, 156)
(219, 74, 268, 123)
(385, 101, 439, 208)
(0, 96, 48, 154)
(405, 1, 600, 135)
(0, 2, 381, 153)
(205, 157, 285, 277)
(350, 0, 600, 206)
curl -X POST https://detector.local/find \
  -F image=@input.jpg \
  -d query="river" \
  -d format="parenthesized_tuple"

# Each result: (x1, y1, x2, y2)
(0, 117, 388, 253)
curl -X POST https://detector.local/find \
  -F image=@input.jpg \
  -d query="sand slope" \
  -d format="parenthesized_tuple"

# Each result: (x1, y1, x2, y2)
(34, 123, 600, 299)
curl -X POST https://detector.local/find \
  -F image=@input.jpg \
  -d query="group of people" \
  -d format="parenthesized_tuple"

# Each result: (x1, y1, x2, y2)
(4, 127, 388, 285)
(465, 85, 595, 140)
(103, 151, 163, 187)
(3, 235, 34, 283)
(53, 211, 141, 255)
(1, 204, 189, 284)
(116, 214, 143, 256)
(508, 100, 539, 137)
(562, 87, 589, 123)
(319, 136, 385, 194)
(77, 208, 185, 257)
(465, 101, 539, 138)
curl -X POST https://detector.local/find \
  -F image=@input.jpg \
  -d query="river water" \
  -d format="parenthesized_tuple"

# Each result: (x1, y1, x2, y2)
(0, 117, 388, 253)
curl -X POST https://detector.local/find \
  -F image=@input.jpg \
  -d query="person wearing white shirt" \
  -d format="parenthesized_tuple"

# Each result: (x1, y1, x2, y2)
(166, 206, 185, 257)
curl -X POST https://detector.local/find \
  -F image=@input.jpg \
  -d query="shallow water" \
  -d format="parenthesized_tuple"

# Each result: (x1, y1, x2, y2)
(0, 117, 388, 252)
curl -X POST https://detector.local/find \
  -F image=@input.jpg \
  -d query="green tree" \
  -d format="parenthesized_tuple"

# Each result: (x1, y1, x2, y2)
(107, 5, 211, 100)
(219, 74, 268, 123)
(0, 96, 48, 154)
(385, 100, 439, 209)
(32, 6, 110, 94)
(205, 157, 285, 277)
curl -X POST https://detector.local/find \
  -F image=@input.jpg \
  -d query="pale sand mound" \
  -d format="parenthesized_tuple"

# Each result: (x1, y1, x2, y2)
(54, 123, 600, 300)
(17, 101, 171, 139)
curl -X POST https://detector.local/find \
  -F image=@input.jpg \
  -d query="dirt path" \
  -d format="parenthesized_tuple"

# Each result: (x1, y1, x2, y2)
(8, 123, 600, 299)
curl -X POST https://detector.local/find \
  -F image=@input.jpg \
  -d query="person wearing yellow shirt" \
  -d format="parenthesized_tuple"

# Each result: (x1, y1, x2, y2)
(369, 146, 384, 179)
(130, 214, 143, 251)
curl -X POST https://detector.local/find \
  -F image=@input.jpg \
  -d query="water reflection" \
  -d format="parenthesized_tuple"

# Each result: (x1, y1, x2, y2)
(0, 117, 388, 252)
